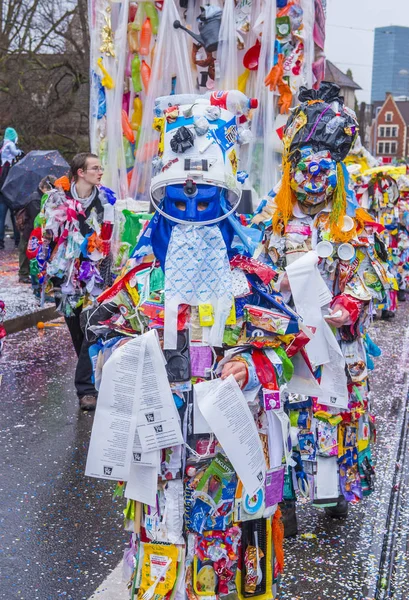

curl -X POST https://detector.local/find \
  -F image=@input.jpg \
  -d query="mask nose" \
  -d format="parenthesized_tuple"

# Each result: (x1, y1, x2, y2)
(185, 198, 198, 220)
(308, 162, 321, 176)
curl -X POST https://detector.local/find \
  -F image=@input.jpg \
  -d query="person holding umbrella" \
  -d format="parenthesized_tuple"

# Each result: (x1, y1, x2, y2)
(14, 176, 56, 283)
(0, 149, 69, 217)
(0, 127, 23, 249)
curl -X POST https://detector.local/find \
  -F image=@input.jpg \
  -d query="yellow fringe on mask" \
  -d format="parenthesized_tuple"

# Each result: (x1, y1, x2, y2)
(330, 223, 357, 243)
(355, 207, 375, 229)
(329, 163, 347, 237)
(272, 154, 296, 234)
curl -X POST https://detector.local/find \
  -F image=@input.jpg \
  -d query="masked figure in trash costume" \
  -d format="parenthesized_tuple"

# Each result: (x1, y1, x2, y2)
(251, 82, 385, 525)
(83, 92, 313, 595)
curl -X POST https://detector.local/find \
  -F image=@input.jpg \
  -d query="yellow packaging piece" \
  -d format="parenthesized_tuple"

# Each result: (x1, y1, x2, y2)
(357, 438, 369, 453)
(139, 543, 178, 599)
(225, 301, 236, 325)
(193, 557, 217, 596)
(199, 303, 214, 327)
(235, 517, 274, 600)
(125, 281, 140, 306)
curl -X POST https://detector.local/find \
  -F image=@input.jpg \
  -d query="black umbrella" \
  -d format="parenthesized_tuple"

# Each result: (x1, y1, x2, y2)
(1, 150, 69, 210)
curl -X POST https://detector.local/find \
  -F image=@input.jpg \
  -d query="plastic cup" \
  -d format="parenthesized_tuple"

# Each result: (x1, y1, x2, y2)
(316, 240, 334, 258)
(338, 243, 355, 261)
(342, 215, 354, 232)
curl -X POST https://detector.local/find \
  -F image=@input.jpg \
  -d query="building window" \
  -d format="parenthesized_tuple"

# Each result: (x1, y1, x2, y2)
(385, 142, 390, 153)
(379, 126, 385, 137)
(392, 126, 398, 137)
(378, 142, 384, 154)
(391, 142, 397, 154)
(385, 112, 393, 122)
(385, 126, 391, 137)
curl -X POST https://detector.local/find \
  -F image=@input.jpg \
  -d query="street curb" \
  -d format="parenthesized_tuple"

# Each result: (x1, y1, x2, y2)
(4, 306, 59, 335)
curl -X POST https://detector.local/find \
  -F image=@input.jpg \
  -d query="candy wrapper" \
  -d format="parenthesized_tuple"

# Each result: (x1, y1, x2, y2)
(244, 544, 264, 594)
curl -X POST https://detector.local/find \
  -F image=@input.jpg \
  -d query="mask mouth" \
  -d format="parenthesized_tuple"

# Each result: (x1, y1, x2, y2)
(304, 181, 326, 195)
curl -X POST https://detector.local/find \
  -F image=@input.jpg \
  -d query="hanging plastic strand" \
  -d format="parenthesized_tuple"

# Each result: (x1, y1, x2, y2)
(301, 0, 315, 89)
(128, 0, 194, 201)
(89, 0, 108, 158)
(246, 0, 278, 200)
(114, 0, 131, 199)
(216, 0, 239, 90)
(103, 0, 129, 198)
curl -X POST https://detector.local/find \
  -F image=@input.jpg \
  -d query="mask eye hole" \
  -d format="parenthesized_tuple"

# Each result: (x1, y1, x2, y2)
(175, 201, 186, 211)
(197, 202, 209, 211)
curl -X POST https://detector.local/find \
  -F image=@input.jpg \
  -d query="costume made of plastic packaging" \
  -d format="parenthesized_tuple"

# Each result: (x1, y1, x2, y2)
(394, 175, 409, 295)
(82, 92, 327, 598)
(39, 184, 116, 317)
(252, 83, 380, 508)
(353, 168, 400, 314)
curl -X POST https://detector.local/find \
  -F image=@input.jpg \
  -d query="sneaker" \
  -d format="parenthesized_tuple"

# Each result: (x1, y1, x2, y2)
(19, 276, 31, 284)
(381, 310, 395, 320)
(279, 500, 298, 537)
(324, 496, 349, 518)
(79, 395, 97, 411)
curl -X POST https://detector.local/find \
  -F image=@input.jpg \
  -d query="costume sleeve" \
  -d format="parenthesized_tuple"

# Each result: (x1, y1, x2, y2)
(227, 352, 260, 390)
(331, 294, 364, 325)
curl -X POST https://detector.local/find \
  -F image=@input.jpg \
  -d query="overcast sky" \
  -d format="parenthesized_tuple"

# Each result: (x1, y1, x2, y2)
(325, 0, 409, 104)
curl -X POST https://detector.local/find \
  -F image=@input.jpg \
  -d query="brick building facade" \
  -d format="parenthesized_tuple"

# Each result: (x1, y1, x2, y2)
(370, 93, 409, 162)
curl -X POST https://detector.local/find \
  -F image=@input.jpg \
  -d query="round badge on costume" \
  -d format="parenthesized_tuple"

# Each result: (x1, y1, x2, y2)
(243, 488, 264, 515)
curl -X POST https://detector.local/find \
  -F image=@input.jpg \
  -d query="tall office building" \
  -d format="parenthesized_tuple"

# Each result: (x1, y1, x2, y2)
(371, 26, 409, 102)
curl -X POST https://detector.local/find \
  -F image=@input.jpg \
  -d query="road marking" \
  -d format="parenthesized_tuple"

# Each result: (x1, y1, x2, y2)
(88, 561, 128, 600)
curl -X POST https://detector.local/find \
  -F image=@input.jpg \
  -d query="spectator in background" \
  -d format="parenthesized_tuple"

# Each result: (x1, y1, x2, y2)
(0, 127, 23, 249)
(15, 176, 56, 283)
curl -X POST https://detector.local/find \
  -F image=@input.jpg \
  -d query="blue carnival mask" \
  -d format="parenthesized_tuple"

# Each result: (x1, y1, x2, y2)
(290, 146, 338, 214)
(163, 182, 223, 223)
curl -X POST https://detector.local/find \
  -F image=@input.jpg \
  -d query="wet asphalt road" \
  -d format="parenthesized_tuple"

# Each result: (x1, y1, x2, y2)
(0, 325, 127, 600)
(278, 305, 409, 600)
(1, 308, 409, 600)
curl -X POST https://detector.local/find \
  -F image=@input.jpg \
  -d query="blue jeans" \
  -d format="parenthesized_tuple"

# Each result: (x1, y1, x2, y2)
(0, 199, 20, 245)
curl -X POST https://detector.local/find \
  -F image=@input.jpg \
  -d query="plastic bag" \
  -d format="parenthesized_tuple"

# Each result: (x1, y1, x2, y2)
(129, 0, 194, 201)
(89, 1, 129, 198)
(216, 0, 239, 90)
(245, 0, 281, 199)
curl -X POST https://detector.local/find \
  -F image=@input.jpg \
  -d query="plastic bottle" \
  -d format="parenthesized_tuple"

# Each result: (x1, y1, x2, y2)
(122, 109, 135, 144)
(139, 18, 152, 56)
(237, 69, 250, 94)
(131, 96, 143, 131)
(326, 103, 344, 134)
(141, 60, 151, 91)
(144, 2, 159, 34)
(131, 55, 143, 92)
(127, 24, 139, 53)
(210, 90, 258, 115)
(123, 136, 135, 170)
(97, 57, 114, 89)
(133, 2, 145, 30)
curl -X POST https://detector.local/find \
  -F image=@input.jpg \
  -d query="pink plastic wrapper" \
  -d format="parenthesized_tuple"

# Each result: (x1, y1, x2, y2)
(229, 254, 277, 285)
